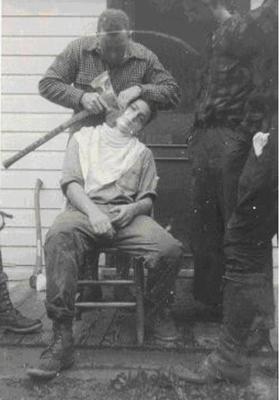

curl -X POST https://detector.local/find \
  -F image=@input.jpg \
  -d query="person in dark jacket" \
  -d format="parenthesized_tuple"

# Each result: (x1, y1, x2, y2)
(189, 0, 276, 308)
(183, 0, 277, 383)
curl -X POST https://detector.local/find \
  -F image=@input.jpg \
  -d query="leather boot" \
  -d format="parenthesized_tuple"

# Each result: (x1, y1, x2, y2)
(27, 320, 74, 379)
(147, 307, 179, 342)
(182, 273, 271, 384)
(0, 274, 42, 333)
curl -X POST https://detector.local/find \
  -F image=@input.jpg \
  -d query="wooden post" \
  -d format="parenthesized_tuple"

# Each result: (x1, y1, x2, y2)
(134, 257, 145, 345)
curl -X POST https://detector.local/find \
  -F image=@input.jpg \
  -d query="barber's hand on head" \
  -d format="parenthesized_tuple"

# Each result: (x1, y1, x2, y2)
(118, 86, 142, 109)
(110, 204, 136, 229)
(88, 210, 115, 239)
(80, 92, 105, 114)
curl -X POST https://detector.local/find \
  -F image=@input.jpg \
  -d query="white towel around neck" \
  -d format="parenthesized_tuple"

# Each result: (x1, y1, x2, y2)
(74, 123, 146, 194)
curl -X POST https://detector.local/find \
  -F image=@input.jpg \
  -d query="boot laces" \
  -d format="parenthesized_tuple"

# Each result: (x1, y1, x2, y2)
(0, 285, 15, 312)
(41, 335, 63, 360)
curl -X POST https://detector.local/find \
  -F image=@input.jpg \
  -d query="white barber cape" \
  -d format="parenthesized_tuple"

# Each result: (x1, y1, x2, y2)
(74, 123, 146, 195)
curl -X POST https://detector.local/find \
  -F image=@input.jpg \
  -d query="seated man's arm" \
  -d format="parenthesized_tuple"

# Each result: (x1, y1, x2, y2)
(111, 148, 158, 228)
(111, 197, 153, 229)
(61, 137, 114, 237)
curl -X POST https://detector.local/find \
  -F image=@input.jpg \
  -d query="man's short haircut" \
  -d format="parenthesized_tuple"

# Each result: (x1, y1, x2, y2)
(97, 9, 130, 33)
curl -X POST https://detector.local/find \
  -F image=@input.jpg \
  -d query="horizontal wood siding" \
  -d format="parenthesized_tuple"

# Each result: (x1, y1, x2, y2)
(1, 0, 107, 272)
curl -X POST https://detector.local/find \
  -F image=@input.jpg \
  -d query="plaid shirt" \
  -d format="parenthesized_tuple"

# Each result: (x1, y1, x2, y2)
(196, 9, 276, 131)
(39, 37, 180, 115)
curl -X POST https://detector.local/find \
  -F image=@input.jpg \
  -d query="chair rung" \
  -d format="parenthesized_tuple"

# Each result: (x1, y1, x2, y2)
(77, 280, 135, 286)
(75, 302, 136, 308)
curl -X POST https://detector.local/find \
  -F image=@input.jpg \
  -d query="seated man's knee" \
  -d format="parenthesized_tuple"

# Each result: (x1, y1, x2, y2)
(45, 222, 77, 253)
(159, 235, 183, 261)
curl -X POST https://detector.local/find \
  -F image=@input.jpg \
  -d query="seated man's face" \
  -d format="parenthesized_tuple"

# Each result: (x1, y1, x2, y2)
(115, 99, 151, 136)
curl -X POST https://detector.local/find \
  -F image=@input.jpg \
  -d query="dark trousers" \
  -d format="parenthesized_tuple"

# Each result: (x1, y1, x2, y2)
(0, 253, 7, 284)
(224, 128, 278, 274)
(44, 205, 183, 322)
(189, 125, 254, 305)
(215, 127, 278, 365)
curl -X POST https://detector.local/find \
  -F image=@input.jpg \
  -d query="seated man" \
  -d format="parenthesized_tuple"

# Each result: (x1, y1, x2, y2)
(28, 98, 183, 379)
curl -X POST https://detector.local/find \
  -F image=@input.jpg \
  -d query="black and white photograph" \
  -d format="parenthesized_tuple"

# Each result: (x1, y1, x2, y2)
(0, 0, 278, 398)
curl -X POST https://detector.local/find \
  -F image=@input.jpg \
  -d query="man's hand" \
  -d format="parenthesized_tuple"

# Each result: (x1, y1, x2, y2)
(253, 131, 270, 157)
(80, 92, 105, 114)
(110, 204, 136, 229)
(88, 209, 115, 238)
(118, 86, 142, 109)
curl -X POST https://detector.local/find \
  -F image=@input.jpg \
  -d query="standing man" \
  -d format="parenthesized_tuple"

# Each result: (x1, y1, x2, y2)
(39, 8, 180, 128)
(182, 0, 277, 383)
(189, 0, 275, 308)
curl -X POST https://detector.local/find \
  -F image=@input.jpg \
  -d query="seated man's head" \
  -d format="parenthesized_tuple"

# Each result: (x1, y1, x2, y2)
(97, 9, 131, 66)
(112, 99, 152, 137)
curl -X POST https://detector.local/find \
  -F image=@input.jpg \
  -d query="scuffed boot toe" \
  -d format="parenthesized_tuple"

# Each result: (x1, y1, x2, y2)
(0, 309, 42, 333)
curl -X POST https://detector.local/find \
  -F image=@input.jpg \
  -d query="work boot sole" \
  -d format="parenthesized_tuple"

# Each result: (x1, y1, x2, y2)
(27, 357, 74, 380)
(1, 321, 43, 334)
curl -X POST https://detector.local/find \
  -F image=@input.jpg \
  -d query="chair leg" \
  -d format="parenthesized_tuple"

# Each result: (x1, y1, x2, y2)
(134, 257, 145, 345)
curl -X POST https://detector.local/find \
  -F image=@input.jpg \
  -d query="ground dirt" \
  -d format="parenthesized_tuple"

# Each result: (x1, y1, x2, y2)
(0, 347, 277, 400)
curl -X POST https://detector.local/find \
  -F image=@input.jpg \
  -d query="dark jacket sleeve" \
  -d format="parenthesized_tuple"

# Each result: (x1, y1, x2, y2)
(39, 39, 85, 110)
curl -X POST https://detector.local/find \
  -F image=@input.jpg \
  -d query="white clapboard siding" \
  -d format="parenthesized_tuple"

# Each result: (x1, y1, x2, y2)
(2, 76, 43, 94)
(2, 247, 44, 267)
(2, 17, 97, 37)
(2, 113, 71, 132)
(2, 132, 68, 151)
(2, 95, 70, 113)
(1, 227, 49, 246)
(3, 0, 106, 16)
(1, 170, 61, 189)
(0, 209, 59, 228)
(3, 56, 56, 75)
(3, 37, 86, 56)
(2, 151, 64, 170)
(0, 189, 64, 209)
(1, 0, 107, 272)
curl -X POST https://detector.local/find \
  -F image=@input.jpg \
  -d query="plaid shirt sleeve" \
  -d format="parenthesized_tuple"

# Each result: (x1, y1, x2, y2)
(140, 52, 181, 110)
(39, 39, 85, 110)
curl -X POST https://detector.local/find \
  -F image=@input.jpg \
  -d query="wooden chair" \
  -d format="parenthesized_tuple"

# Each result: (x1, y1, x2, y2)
(75, 248, 145, 345)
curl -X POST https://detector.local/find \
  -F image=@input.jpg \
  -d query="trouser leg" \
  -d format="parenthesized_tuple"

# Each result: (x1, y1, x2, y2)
(189, 127, 225, 305)
(44, 210, 105, 322)
(222, 127, 253, 223)
(217, 129, 278, 368)
(113, 215, 183, 317)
